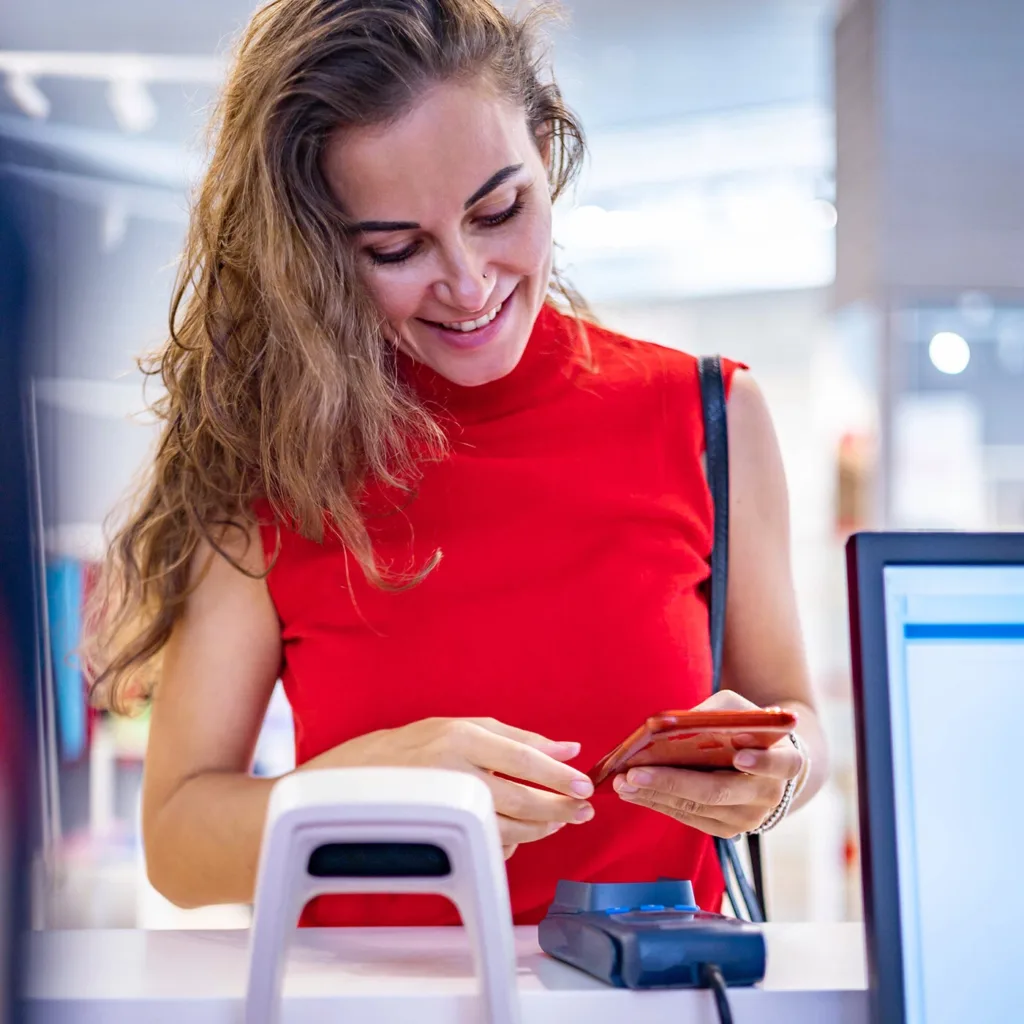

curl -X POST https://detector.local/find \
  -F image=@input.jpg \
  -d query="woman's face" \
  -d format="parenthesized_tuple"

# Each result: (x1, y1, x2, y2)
(323, 79, 553, 387)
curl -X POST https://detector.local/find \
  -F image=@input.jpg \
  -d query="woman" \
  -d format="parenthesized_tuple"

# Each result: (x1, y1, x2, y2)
(90, 0, 828, 926)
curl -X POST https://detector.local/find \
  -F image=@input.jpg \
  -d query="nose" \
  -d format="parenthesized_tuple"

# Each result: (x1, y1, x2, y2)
(433, 237, 494, 313)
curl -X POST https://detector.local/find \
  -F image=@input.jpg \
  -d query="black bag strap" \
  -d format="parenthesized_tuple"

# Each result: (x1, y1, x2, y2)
(698, 356, 729, 689)
(697, 355, 766, 923)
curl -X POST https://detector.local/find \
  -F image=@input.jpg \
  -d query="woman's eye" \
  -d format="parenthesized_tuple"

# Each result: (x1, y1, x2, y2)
(368, 242, 420, 266)
(478, 196, 524, 228)
(365, 196, 524, 265)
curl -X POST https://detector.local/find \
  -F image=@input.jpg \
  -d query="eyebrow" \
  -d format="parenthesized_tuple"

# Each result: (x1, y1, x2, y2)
(355, 163, 524, 233)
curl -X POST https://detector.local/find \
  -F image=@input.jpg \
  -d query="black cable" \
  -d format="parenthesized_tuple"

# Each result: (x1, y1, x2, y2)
(715, 837, 764, 924)
(715, 838, 741, 918)
(700, 963, 734, 1024)
(748, 834, 768, 919)
(724, 838, 764, 924)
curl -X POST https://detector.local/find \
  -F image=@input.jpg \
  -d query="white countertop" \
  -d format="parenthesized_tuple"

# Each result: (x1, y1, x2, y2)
(26, 922, 868, 1023)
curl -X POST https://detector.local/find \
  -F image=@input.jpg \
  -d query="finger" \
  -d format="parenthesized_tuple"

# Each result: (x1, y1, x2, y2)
(733, 742, 802, 781)
(467, 718, 582, 762)
(615, 773, 782, 830)
(690, 689, 760, 712)
(618, 784, 771, 836)
(489, 776, 594, 826)
(618, 765, 775, 809)
(647, 789, 774, 833)
(497, 815, 567, 847)
(457, 722, 594, 798)
(503, 844, 519, 861)
(617, 790, 744, 839)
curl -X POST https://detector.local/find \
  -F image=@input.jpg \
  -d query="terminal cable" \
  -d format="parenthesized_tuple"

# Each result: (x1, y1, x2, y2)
(699, 963, 734, 1024)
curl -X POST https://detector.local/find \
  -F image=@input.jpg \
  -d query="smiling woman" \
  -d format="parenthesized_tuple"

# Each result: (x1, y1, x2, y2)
(326, 82, 556, 386)
(85, 0, 827, 928)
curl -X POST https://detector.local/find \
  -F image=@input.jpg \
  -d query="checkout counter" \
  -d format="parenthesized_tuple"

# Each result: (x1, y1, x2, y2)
(27, 922, 868, 1023)
(24, 769, 869, 1023)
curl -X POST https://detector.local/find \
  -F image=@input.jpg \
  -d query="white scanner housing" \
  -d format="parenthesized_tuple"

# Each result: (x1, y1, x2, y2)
(244, 767, 520, 1024)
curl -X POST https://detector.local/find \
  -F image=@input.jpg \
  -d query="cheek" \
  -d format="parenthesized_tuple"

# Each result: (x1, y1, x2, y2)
(364, 270, 430, 326)
(499, 204, 552, 274)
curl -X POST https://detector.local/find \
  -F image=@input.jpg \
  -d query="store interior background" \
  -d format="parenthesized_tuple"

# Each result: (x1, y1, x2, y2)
(2, 0, 1022, 931)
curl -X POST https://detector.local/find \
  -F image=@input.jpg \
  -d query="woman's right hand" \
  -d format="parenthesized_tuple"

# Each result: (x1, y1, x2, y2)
(303, 717, 595, 859)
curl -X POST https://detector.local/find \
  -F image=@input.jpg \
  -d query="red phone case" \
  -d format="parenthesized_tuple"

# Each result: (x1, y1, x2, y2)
(588, 708, 798, 789)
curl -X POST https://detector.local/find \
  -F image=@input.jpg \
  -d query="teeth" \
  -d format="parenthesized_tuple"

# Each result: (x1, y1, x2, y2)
(441, 302, 502, 332)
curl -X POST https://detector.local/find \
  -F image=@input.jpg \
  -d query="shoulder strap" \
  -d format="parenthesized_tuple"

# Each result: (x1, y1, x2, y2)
(697, 355, 767, 923)
(697, 355, 728, 690)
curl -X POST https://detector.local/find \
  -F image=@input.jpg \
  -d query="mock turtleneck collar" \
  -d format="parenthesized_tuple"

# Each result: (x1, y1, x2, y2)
(397, 302, 584, 425)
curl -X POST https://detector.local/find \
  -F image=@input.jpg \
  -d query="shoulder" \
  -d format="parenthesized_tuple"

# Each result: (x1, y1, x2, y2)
(727, 371, 777, 461)
(563, 310, 747, 398)
(582, 315, 693, 379)
(725, 371, 789, 520)
(189, 520, 267, 590)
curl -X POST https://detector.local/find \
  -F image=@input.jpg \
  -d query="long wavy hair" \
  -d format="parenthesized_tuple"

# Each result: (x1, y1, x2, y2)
(85, 0, 587, 712)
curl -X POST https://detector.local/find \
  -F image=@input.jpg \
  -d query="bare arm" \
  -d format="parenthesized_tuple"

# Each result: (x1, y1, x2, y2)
(721, 371, 828, 810)
(613, 370, 829, 832)
(142, 527, 594, 909)
(142, 527, 282, 908)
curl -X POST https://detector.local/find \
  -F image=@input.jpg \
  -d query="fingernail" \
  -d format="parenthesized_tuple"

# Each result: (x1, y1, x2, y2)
(548, 741, 581, 758)
(574, 804, 594, 822)
(614, 777, 639, 795)
(627, 769, 652, 787)
(570, 779, 594, 798)
(735, 752, 757, 768)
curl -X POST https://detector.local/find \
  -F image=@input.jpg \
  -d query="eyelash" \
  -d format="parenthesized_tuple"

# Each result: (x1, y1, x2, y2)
(368, 196, 526, 267)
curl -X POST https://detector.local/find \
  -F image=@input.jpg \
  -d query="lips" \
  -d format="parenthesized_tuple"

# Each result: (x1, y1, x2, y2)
(417, 286, 517, 351)
(423, 294, 507, 334)
(435, 300, 504, 332)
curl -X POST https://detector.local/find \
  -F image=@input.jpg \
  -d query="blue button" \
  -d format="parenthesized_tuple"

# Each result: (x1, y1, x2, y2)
(639, 904, 666, 912)
(603, 906, 631, 914)
(673, 904, 698, 912)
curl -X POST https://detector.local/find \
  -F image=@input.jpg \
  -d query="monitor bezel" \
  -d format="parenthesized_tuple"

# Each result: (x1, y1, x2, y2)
(846, 530, 1024, 1024)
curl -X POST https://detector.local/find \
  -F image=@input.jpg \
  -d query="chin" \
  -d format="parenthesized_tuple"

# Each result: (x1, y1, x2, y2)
(413, 325, 528, 386)
(436, 349, 519, 387)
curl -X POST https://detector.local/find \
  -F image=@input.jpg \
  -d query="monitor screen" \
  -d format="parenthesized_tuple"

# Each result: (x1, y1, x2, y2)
(881, 564, 1024, 1024)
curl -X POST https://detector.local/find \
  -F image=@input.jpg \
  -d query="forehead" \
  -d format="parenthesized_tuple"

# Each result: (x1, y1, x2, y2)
(322, 80, 533, 218)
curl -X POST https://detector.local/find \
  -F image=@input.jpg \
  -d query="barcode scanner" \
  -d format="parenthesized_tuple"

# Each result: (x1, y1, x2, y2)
(243, 767, 521, 1024)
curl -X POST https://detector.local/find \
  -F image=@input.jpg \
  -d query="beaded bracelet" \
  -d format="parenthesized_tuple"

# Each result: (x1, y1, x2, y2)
(747, 733, 809, 835)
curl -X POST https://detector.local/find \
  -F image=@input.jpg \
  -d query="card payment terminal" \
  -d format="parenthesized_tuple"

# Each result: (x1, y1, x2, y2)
(539, 879, 766, 990)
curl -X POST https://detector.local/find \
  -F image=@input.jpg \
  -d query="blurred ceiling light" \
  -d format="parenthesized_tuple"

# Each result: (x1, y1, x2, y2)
(107, 78, 158, 133)
(929, 331, 971, 375)
(810, 198, 838, 230)
(5, 71, 50, 119)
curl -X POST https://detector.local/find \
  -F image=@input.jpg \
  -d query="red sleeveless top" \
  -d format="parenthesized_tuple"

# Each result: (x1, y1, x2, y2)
(257, 304, 743, 926)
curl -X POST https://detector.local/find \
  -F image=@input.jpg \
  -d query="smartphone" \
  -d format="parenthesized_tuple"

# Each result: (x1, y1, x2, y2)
(588, 708, 798, 789)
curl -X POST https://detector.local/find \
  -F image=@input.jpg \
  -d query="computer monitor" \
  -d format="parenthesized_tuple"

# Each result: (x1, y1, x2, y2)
(847, 532, 1024, 1024)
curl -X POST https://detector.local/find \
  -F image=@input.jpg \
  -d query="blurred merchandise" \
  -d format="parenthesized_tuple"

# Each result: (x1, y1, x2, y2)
(45, 558, 88, 763)
(834, 432, 875, 538)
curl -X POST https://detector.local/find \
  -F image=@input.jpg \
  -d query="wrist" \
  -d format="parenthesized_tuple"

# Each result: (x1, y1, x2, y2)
(298, 728, 389, 773)
(748, 733, 807, 835)
(791, 732, 812, 799)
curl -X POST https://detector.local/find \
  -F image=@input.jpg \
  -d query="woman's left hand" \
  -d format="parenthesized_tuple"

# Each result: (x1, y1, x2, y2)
(612, 690, 804, 838)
